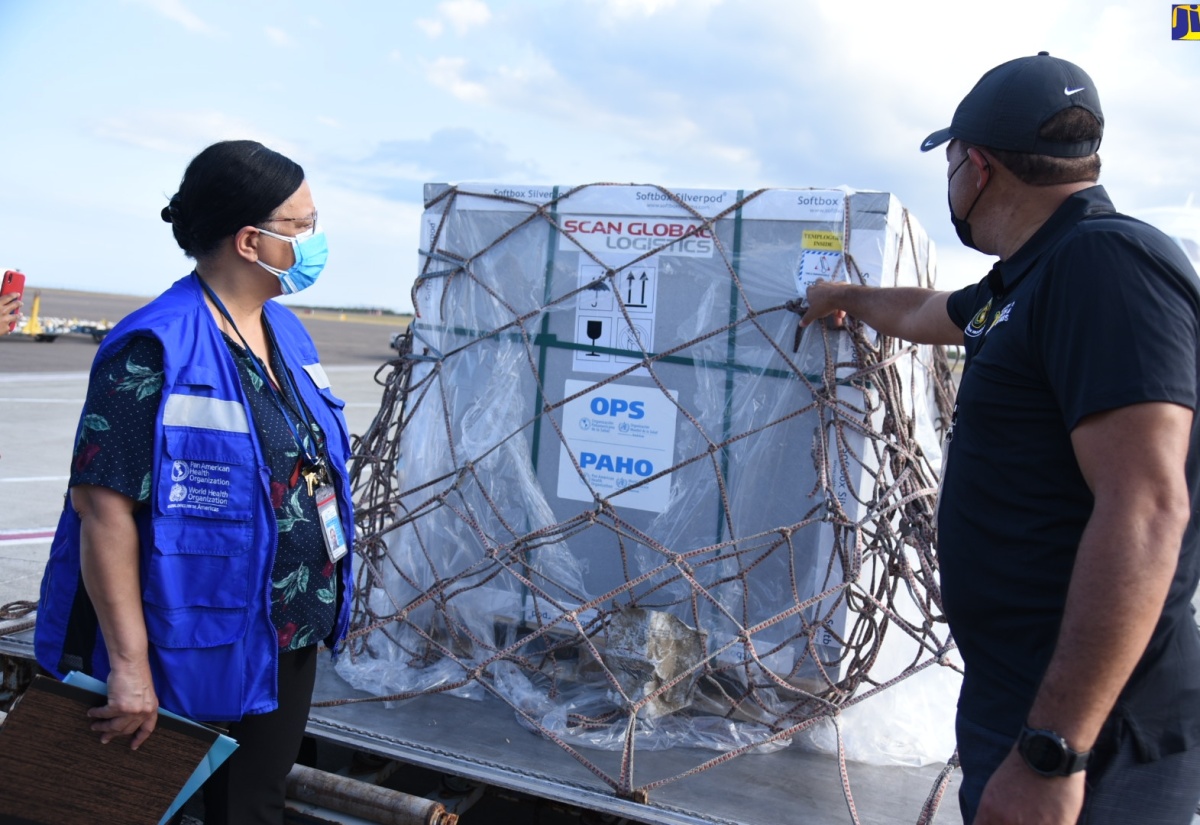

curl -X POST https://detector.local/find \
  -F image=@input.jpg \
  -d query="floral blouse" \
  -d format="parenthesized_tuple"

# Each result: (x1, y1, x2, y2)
(71, 331, 338, 651)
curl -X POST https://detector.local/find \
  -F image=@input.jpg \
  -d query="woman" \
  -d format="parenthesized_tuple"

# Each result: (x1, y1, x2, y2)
(35, 140, 354, 824)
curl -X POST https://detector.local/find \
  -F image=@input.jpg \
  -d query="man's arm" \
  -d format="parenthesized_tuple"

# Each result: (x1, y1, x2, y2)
(975, 401, 1193, 825)
(798, 282, 961, 345)
(73, 484, 159, 749)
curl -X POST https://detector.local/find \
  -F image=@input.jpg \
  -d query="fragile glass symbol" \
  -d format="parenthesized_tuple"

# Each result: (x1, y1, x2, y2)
(586, 320, 603, 356)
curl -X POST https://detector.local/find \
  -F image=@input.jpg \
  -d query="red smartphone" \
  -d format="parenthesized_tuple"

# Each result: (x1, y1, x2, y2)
(2, 270, 25, 332)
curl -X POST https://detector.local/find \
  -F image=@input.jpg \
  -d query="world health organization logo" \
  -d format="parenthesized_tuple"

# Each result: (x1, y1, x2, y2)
(1173, 4, 1200, 39)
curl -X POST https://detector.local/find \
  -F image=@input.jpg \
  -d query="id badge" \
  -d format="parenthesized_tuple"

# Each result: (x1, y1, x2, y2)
(314, 485, 348, 562)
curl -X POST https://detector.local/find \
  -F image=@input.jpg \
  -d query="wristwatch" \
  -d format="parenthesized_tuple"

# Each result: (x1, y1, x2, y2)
(1016, 725, 1092, 777)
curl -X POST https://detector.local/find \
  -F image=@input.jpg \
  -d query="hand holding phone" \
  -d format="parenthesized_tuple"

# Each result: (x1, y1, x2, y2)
(1, 270, 26, 334)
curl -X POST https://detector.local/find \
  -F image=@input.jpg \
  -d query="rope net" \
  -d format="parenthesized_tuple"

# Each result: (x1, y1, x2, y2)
(333, 183, 960, 818)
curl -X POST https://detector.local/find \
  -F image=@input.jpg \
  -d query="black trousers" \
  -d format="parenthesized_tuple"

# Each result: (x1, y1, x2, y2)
(202, 645, 318, 825)
(957, 712, 1200, 825)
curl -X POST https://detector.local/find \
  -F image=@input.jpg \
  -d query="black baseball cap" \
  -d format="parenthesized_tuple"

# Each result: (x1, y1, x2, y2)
(920, 52, 1103, 157)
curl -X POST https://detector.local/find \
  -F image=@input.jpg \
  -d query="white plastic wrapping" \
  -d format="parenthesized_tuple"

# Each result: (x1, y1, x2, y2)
(339, 183, 960, 767)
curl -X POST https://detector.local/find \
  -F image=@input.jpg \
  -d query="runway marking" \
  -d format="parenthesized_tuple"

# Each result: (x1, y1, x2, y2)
(0, 372, 90, 383)
(0, 528, 56, 543)
(0, 477, 69, 483)
(2, 398, 85, 404)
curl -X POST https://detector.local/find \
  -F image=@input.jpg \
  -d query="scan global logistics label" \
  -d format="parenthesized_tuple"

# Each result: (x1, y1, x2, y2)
(557, 379, 679, 513)
(559, 216, 715, 258)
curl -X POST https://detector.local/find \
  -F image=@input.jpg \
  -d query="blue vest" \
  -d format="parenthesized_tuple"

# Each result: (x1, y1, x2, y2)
(35, 273, 354, 721)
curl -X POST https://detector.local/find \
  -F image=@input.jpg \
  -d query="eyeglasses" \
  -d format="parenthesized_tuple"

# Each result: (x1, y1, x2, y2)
(260, 211, 318, 232)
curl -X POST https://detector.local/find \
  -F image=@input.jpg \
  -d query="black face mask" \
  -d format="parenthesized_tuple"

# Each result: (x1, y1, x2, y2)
(947, 152, 989, 252)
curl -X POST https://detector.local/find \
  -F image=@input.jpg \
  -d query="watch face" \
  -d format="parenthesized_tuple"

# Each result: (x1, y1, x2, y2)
(1023, 731, 1066, 774)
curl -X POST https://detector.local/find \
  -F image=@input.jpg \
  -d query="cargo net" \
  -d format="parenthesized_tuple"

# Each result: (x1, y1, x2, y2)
(333, 185, 961, 821)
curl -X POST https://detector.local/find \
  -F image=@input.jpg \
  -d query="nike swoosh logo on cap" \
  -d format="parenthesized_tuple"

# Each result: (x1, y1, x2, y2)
(922, 137, 938, 150)
(1064, 86, 1086, 95)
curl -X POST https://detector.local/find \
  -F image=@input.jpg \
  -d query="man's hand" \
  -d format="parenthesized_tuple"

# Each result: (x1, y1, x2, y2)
(795, 281, 960, 345)
(89, 659, 159, 749)
(975, 750, 1085, 825)
(799, 281, 848, 328)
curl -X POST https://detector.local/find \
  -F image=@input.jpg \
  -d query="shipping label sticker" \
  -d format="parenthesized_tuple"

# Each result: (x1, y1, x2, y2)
(574, 263, 657, 375)
(557, 379, 678, 514)
(558, 216, 715, 259)
(802, 230, 842, 251)
(795, 249, 844, 299)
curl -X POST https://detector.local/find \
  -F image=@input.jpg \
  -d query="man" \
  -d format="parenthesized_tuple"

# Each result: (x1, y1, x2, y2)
(802, 53, 1200, 824)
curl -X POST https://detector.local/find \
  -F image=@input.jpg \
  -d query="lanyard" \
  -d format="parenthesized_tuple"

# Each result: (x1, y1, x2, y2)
(199, 279, 324, 471)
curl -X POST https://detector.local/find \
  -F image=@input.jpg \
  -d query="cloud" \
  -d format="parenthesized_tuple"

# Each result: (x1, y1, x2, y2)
(124, 0, 217, 35)
(333, 127, 538, 201)
(418, 0, 491, 38)
(93, 110, 300, 160)
(586, 0, 724, 19)
(410, 11, 764, 183)
(416, 17, 444, 38)
(440, 0, 492, 34)
(279, 180, 424, 311)
(265, 26, 292, 47)
(425, 56, 489, 103)
(443, 0, 1200, 290)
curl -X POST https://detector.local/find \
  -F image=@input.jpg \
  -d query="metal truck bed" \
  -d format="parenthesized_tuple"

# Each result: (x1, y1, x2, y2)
(1, 627, 959, 825)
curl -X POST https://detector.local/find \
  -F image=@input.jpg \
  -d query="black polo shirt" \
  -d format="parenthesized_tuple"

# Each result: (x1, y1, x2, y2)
(941, 186, 1200, 758)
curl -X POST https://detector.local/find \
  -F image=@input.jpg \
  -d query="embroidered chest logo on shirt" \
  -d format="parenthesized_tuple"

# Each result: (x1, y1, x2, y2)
(986, 301, 1016, 332)
(965, 299, 994, 338)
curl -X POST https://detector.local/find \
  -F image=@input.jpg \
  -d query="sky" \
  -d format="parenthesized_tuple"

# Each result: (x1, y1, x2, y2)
(0, 0, 1197, 313)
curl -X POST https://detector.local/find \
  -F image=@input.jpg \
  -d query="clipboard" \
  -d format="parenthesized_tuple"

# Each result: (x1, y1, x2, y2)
(0, 674, 234, 825)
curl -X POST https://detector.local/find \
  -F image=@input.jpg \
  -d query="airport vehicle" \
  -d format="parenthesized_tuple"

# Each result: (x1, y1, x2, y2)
(6, 290, 112, 343)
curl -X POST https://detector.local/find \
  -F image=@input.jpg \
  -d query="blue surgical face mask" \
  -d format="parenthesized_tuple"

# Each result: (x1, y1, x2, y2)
(256, 226, 329, 294)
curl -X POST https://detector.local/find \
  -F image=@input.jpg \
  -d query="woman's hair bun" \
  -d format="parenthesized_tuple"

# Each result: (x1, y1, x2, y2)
(164, 141, 304, 259)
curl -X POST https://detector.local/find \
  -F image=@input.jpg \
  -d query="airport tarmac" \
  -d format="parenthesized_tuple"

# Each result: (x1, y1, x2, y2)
(5, 290, 1196, 825)
(0, 288, 404, 608)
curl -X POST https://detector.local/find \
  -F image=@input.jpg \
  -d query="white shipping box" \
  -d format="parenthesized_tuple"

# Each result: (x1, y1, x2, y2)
(339, 183, 949, 757)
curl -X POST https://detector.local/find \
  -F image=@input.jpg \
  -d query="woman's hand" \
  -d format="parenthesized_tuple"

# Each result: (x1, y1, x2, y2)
(89, 659, 159, 749)
(0, 292, 20, 335)
(72, 483, 159, 749)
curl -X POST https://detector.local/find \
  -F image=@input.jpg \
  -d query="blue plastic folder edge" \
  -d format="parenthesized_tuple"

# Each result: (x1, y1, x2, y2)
(62, 671, 239, 825)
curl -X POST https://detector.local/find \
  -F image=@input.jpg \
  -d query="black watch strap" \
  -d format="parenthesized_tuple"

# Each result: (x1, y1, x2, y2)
(1017, 725, 1092, 777)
